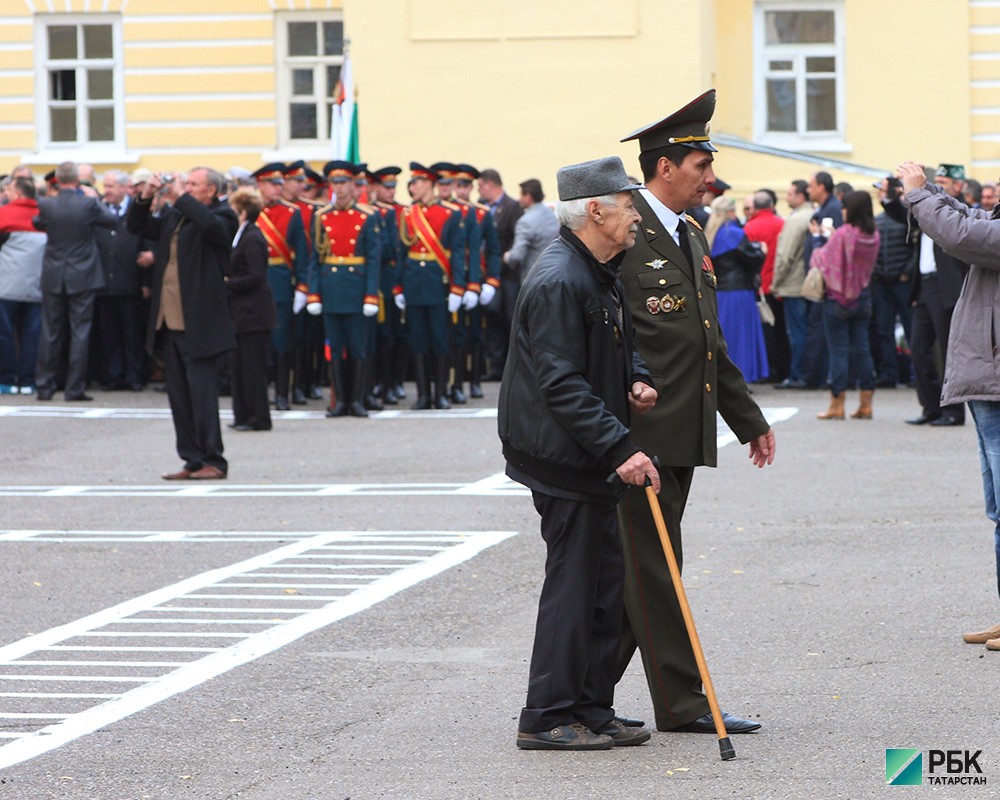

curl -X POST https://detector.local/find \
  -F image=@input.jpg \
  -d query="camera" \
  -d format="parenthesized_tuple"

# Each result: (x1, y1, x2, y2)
(161, 173, 174, 184)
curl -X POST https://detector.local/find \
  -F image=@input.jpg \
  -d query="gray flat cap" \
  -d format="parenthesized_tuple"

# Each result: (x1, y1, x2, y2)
(557, 156, 642, 201)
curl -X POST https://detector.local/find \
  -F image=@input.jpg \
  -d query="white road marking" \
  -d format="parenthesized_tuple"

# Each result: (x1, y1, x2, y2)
(0, 529, 515, 770)
(0, 405, 497, 420)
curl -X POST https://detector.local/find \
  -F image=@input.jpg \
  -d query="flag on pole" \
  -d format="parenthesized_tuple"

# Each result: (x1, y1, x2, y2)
(331, 47, 360, 161)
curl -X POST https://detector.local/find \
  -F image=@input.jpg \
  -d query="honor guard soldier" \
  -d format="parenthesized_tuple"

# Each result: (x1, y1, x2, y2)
(369, 166, 408, 405)
(453, 164, 501, 399)
(615, 90, 774, 735)
(431, 162, 479, 404)
(307, 161, 381, 417)
(394, 162, 467, 410)
(351, 163, 383, 411)
(253, 163, 309, 411)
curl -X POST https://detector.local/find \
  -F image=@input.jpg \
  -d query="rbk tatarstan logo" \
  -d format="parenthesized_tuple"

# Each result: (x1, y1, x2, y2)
(886, 748, 922, 785)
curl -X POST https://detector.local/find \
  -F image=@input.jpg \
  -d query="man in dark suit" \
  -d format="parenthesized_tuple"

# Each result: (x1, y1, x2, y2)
(477, 168, 523, 380)
(127, 167, 238, 480)
(33, 161, 117, 401)
(95, 170, 154, 392)
(615, 90, 775, 734)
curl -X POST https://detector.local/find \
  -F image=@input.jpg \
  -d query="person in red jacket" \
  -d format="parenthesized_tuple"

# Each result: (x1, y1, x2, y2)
(743, 190, 787, 381)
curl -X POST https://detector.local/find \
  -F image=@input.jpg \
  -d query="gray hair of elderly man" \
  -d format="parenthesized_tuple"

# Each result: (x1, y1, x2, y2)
(556, 193, 620, 231)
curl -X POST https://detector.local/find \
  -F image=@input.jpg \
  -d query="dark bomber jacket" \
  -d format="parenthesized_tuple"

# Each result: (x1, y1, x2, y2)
(498, 228, 652, 498)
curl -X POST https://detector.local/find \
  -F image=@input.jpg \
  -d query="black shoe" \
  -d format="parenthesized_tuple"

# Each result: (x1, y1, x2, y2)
(65, 393, 93, 401)
(36, 390, 54, 401)
(613, 714, 646, 728)
(325, 402, 348, 417)
(930, 415, 964, 427)
(128, 383, 145, 392)
(411, 396, 431, 410)
(233, 424, 254, 432)
(670, 711, 761, 734)
(775, 378, 808, 389)
(392, 383, 407, 400)
(450, 386, 467, 404)
(307, 385, 324, 400)
(274, 395, 290, 411)
(364, 393, 384, 411)
(595, 719, 651, 747)
(349, 401, 369, 417)
(516, 722, 613, 751)
(906, 412, 941, 425)
(434, 395, 451, 410)
(292, 388, 307, 405)
(382, 390, 398, 406)
(470, 383, 484, 399)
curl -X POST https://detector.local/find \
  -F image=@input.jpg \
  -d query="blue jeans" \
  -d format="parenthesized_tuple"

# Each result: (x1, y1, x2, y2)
(0, 299, 41, 386)
(821, 293, 874, 396)
(969, 400, 1000, 602)
(783, 296, 808, 381)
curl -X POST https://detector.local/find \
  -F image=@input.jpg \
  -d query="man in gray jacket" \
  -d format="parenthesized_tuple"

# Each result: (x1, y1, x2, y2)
(504, 178, 559, 279)
(899, 160, 1000, 649)
(33, 161, 117, 401)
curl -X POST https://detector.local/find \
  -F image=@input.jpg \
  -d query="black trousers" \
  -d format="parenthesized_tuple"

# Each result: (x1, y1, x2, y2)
(36, 289, 95, 399)
(617, 465, 704, 731)
(231, 330, 271, 430)
(911, 276, 964, 421)
(519, 492, 623, 734)
(162, 329, 227, 473)
(96, 294, 146, 387)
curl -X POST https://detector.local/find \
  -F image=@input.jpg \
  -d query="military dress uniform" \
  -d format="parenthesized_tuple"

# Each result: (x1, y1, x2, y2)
(395, 162, 467, 409)
(253, 163, 309, 411)
(369, 166, 406, 405)
(453, 164, 501, 399)
(293, 164, 329, 402)
(308, 161, 381, 417)
(616, 91, 770, 733)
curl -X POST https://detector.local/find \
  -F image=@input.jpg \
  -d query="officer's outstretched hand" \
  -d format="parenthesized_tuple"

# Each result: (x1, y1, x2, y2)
(748, 428, 775, 468)
(616, 451, 660, 493)
(447, 293, 463, 314)
(394, 293, 406, 311)
(628, 381, 657, 415)
(479, 283, 496, 306)
(462, 290, 479, 310)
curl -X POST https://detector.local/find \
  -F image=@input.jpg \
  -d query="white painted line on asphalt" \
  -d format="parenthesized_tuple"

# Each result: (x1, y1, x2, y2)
(0, 405, 498, 420)
(0, 529, 516, 770)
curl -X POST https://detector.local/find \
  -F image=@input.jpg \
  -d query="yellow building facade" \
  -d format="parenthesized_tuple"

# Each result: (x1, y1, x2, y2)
(0, 0, 996, 204)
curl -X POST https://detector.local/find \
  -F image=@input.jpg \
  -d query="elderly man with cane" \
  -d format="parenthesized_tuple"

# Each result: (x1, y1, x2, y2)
(896, 161, 1000, 649)
(499, 156, 659, 751)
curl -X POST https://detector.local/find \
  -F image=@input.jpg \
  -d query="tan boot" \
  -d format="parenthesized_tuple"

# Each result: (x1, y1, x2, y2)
(850, 389, 874, 419)
(963, 621, 1000, 644)
(816, 392, 845, 420)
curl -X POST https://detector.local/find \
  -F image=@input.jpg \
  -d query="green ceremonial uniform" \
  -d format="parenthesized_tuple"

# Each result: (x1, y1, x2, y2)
(615, 92, 769, 732)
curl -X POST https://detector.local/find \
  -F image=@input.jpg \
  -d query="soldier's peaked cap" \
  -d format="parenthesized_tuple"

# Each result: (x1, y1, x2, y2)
(323, 160, 358, 179)
(409, 162, 439, 182)
(252, 163, 286, 182)
(371, 166, 401, 184)
(621, 89, 718, 153)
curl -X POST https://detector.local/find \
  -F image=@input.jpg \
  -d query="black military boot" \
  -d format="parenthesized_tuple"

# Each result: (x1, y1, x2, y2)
(325, 360, 348, 417)
(411, 355, 431, 410)
(469, 343, 484, 398)
(349, 359, 369, 417)
(393, 345, 409, 401)
(273, 351, 291, 411)
(449, 348, 467, 404)
(433, 355, 450, 410)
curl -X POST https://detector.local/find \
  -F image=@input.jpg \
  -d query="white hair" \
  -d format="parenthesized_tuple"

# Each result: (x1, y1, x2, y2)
(555, 193, 620, 231)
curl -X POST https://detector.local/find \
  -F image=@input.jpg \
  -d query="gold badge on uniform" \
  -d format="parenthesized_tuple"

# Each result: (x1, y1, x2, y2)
(645, 258, 667, 270)
(659, 295, 674, 313)
(646, 296, 661, 314)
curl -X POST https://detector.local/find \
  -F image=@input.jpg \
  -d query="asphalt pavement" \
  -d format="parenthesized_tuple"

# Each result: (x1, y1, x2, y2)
(0, 382, 996, 800)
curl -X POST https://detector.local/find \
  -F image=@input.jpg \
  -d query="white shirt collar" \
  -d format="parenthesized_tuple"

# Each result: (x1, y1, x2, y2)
(638, 187, 684, 245)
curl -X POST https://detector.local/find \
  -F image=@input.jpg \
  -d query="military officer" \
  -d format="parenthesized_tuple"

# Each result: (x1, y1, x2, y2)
(369, 166, 407, 405)
(307, 160, 381, 417)
(615, 90, 776, 734)
(394, 162, 467, 410)
(452, 164, 501, 399)
(350, 163, 384, 411)
(253, 163, 308, 411)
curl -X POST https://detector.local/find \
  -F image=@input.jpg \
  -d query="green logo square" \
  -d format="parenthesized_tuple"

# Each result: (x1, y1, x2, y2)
(886, 748, 922, 785)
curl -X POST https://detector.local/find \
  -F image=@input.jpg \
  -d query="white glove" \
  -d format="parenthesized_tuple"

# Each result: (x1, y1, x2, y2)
(394, 294, 406, 311)
(363, 302, 378, 317)
(479, 283, 496, 306)
(306, 301, 322, 316)
(447, 293, 462, 314)
(293, 290, 308, 314)
(462, 290, 479, 310)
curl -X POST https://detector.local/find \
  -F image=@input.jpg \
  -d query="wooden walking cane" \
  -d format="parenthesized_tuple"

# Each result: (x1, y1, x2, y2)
(642, 475, 736, 761)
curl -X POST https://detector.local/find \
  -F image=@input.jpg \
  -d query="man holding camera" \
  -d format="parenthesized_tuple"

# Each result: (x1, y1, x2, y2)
(127, 168, 237, 480)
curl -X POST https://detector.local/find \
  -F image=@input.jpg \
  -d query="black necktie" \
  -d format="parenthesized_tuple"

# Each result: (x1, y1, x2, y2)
(676, 218, 693, 265)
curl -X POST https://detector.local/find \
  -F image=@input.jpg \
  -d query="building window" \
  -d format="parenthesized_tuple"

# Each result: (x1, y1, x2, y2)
(276, 13, 345, 145)
(35, 16, 123, 149)
(754, 2, 844, 149)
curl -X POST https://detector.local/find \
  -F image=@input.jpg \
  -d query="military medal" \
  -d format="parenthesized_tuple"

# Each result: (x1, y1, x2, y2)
(645, 258, 667, 270)
(659, 295, 674, 313)
(646, 296, 660, 314)
(701, 255, 717, 288)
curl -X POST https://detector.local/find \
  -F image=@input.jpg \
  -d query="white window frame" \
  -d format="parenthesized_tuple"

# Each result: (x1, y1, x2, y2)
(32, 14, 127, 160)
(272, 11, 345, 159)
(753, 1, 848, 152)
